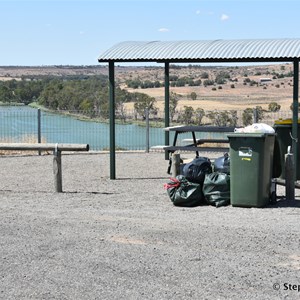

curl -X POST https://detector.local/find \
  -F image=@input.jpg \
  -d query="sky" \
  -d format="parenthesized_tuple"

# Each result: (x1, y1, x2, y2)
(1, 0, 300, 66)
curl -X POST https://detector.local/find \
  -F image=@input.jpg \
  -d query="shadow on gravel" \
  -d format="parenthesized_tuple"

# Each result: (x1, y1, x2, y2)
(268, 198, 300, 208)
(116, 177, 168, 180)
(64, 191, 117, 195)
(0, 189, 117, 195)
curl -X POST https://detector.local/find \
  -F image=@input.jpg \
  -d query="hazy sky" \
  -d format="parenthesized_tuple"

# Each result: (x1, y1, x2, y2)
(1, 0, 299, 66)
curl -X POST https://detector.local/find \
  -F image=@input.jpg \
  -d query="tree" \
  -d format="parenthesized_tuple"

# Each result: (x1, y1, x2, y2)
(0, 85, 15, 103)
(254, 106, 264, 122)
(116, 102, 127, 123)
(242, 107, 263, 126)
(268, 102, 281, 112)
(133, 92, 157, 120)
(289, 102, 300, 111)
(179, 106, 194, 124)
(228, 110, 238, 126)
(170, 91, 179, 121)
(195, 108, 205, 125)
(242, 108, 253, 126)
(206, 110, 237, 126)
(190, 92, 197, 100)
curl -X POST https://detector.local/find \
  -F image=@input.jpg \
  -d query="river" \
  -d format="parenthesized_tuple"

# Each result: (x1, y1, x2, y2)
(0, 106, 233, 151)
(0, 106, 169, 151)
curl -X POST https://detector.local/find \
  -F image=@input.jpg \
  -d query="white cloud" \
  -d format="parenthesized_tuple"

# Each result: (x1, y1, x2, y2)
(196, 9, 214, 16)
(220, 14, 229, 21)
(79, 31, 85, 35)
(158, 28, 170, 32)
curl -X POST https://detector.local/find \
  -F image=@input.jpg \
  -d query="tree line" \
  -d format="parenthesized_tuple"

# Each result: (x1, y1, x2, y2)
(0, 75, 157, 119)
(0, 74, 288, 126)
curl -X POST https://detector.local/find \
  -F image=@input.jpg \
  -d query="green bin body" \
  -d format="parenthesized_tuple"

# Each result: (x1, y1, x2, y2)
(227, 133, 275, 208)
(273, 120, 300, 180)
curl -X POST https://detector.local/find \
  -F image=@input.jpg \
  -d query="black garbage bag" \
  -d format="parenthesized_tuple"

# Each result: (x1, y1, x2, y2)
(182, 157, 212, 184)
(164, 175, 204, 207)
(213, 153, 230, 174)
(203, 172, 230, 207)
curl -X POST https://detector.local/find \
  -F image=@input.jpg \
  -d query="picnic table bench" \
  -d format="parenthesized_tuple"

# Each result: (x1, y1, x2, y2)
(163, 125, 236, 174)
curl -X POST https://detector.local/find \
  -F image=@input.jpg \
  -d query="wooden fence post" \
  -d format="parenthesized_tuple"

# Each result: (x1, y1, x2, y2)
(285, 146, 295, 201)
(0, 143, 89, 193)
(145, 107, 150, 153)
(37, 108, 41, 156)
(253, 107, 258, 123)
(171, 153, 181, 177)
(53, 145, 63, 193)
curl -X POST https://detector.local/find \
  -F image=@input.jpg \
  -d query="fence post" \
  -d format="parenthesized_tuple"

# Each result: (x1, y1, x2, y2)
(171, 153, 181, 177)
(145, 107, 150, 153)
(53, 145, 63, 193)
(37, 108, 41, 155)
(285, 146, 295, 201)
(253, 108, 258, 123)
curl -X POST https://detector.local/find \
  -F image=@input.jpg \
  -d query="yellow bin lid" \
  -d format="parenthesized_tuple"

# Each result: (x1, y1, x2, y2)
(274, 118, 300, 125)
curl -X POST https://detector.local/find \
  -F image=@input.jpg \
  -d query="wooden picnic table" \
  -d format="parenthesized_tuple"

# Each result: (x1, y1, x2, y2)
(163, 125, 235, 174)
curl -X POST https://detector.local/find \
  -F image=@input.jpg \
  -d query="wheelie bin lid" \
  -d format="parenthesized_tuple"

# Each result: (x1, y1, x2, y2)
(227, 133, 273, 138)
(274, 118, 300, 125)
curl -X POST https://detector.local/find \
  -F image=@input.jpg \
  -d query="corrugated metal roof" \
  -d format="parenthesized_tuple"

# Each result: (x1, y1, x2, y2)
(98, 39, 300, 62)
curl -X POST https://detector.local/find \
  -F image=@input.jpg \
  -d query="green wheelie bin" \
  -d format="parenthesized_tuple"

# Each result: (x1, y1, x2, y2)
(227, 133, 275, 208)
(273, 119, 300, 180)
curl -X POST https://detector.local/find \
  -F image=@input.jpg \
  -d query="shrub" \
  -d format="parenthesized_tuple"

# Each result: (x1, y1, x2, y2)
(203, 79, 214, 86)
(190, 92, 197, 100)
(200, 72, 209, 79)
(268, 102, 281, 112)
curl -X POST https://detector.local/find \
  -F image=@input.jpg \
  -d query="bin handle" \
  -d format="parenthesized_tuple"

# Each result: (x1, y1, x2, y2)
(289, 131, 298, 143)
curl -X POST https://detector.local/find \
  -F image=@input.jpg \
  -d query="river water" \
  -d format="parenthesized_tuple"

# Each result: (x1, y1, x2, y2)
(0, 106, 168, 151)
(0, 106, 233, 151)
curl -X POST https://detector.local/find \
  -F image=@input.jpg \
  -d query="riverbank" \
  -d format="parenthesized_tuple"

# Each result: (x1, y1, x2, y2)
(0, 152, 300, 300)
(28, 102, 165, 128)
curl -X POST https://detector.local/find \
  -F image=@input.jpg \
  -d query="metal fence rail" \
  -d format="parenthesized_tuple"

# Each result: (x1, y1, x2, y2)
(0, 106, 296, 152)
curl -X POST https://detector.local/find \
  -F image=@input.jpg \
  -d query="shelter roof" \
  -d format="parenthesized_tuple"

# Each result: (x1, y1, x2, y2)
(98, 39, 300, 63)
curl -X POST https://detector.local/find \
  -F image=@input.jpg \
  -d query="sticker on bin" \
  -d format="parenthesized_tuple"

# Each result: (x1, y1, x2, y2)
(239, 147, 252, 157)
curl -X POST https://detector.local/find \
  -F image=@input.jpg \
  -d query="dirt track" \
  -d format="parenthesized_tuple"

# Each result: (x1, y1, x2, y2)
(0, 152, 300, 300)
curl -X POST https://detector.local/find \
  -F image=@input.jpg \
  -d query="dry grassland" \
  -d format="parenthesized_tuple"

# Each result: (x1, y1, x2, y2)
(124, 82, 293, 111)
(116, 63, 295, 112)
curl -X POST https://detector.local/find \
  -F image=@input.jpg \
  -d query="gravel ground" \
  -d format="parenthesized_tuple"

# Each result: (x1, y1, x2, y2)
(0, 152, 300, 300)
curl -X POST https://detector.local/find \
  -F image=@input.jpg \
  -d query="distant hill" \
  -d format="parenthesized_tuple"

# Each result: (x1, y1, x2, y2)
(0, 65, 108, 79)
